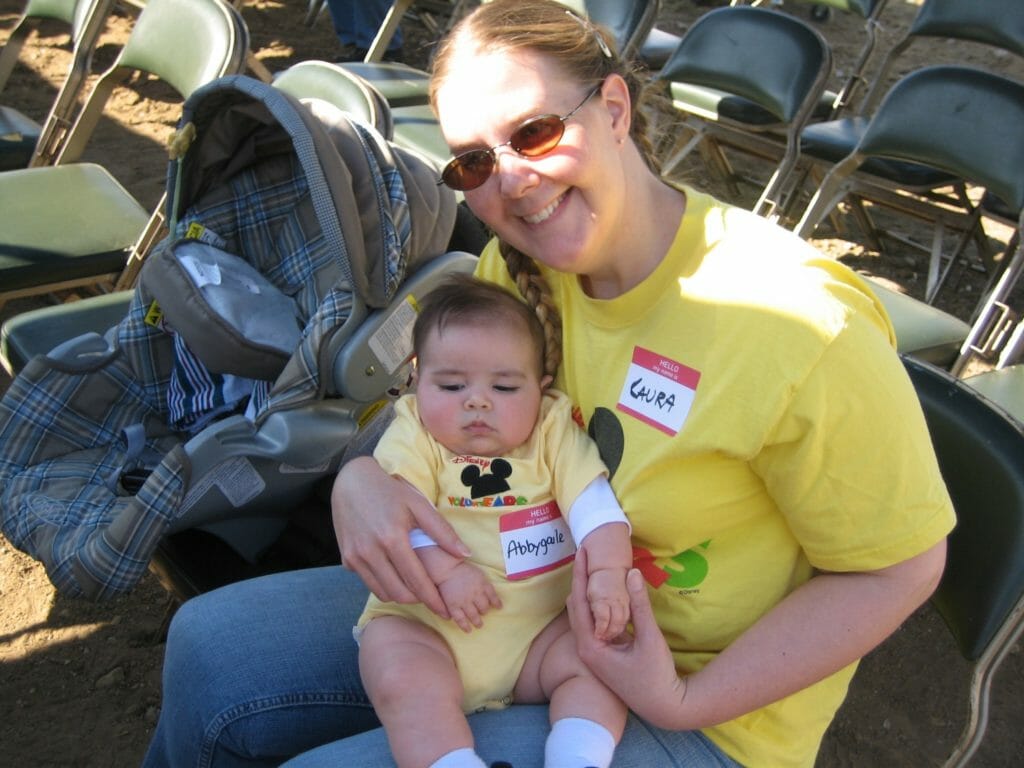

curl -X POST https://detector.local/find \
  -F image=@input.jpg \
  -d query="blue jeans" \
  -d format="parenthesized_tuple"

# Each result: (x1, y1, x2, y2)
(142, 567, 743, 768)
(325, 0, 403, 51)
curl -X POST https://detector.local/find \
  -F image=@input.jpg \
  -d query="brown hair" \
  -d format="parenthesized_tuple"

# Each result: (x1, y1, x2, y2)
(429, 0, 658, 168)
(428, 0, 661, 382)
(413, 273, 557, 379)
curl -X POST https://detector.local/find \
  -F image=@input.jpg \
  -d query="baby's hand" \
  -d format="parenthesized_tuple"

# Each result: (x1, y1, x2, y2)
(587, 566, 630, 641)
(437, 562, 502, 633)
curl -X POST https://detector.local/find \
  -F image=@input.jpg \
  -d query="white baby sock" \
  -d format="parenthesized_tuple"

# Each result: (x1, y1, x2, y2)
(544, 716, 617, 768)
(428, 747, 488, 768)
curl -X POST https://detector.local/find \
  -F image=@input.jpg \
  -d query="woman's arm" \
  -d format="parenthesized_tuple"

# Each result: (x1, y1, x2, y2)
(331, 456, 472, 618)
(568, 539, 947, 730)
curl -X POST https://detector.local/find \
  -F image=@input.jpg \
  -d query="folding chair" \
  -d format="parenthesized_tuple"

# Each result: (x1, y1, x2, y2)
(0, 59, 398, 378)
(0, 0, 250, 311)
(656, 0, 887, 214)
(734, 0, 891, 118)
(795, 66, 1024, 374)
(903, 355, 1024, 767)
(795, 0, 1024, 302)
(657, 4, 832, 218)
(0, 0, 114, 170)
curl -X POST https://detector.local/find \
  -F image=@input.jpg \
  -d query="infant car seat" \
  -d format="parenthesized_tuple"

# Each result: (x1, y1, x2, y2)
(0, 74, 475, 600)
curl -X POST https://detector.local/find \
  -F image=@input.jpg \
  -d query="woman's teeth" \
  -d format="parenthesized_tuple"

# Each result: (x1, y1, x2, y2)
(524, 192, 565, 224)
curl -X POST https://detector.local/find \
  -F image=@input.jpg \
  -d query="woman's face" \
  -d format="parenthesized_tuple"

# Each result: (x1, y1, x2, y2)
(434, 47, 630, 280)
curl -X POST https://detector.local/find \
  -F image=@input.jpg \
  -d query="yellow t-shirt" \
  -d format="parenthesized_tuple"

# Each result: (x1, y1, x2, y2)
(357, 389, 610, 713)
(475, 186, 955, 766)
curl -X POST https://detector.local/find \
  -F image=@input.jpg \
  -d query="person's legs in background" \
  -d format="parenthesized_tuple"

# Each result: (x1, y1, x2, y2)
(325, 0, 404, 62)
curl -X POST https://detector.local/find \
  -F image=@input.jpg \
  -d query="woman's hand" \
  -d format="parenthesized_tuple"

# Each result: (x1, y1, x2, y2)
(567, 548, 688, 729)
(331, 457, 471, 618)
(570, 541, 948, 732)
(585, 566, 630, 641)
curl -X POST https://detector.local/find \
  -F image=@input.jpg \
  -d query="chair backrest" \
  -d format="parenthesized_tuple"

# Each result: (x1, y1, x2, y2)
(905, 354, 1024, 765)
(737, 0, 889, 114)
(797, 66, 1024, 236)
(658, 5, 831, 216)
(583, 0, 660, 60)
(905, 356, 1024, 662)
(272, 60, 394, 139)
(659, 6, 831, 125)
(54, 0, 249, 165)
(859, 0, 1024, 114)
(855, 66, 1024, 217)
(502, 0, 659, 60)
(853, 67, 1024, 379)
(907, 0, 1024, 59)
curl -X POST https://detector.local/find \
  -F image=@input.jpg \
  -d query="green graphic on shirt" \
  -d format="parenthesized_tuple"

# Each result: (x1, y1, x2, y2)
(663, 541, 710, 588)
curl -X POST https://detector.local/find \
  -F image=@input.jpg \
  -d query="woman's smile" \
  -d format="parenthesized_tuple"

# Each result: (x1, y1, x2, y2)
(523, 190, 568, 225)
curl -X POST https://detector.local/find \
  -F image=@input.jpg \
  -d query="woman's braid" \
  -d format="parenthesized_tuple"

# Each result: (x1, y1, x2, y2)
(500, 241, 563, 380)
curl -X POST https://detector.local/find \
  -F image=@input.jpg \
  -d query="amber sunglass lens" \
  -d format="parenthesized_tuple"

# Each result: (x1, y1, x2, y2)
(442, 149, 495, 191)
(511, 116, 565, 156)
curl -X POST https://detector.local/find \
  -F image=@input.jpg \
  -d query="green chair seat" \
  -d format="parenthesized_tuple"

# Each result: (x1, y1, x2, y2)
(0, 289, 132, 375)
(869, 278, 971, 366)
(670, 82, 838, 127)
(0, 164, 150, 291)
(965, 366, 1024, 425)
(800, 117, 961, 187)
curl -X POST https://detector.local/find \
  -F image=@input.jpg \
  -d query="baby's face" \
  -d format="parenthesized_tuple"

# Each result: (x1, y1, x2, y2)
(415, 322, 547, 457)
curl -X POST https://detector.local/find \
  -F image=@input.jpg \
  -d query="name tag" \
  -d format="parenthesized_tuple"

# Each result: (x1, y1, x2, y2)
(499, 501, 575, 581)
(616, 347, 700, 436)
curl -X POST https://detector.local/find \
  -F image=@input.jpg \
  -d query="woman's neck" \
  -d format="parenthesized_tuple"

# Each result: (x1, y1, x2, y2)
(581, 167, 686, 300)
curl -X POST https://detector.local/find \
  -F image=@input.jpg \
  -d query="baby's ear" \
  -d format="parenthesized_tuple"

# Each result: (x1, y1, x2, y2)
(540, 374, 553, 390)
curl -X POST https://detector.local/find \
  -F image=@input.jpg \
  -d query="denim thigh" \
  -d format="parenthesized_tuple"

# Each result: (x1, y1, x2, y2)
(143, 566, 378, 768)
(281, 709, 744, 767)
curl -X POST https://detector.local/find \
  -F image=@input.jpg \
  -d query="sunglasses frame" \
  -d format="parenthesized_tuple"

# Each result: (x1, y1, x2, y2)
(438, 81, 605, 191)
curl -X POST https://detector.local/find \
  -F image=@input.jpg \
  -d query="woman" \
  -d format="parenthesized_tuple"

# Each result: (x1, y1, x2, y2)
(143, 3, 954, 766)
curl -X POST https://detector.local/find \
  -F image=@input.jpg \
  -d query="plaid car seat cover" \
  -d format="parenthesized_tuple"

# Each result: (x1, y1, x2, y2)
(0, 76, 456, 598)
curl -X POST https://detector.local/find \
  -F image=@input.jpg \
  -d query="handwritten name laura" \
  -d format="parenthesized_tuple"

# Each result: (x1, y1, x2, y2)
(628, 377, 676, 411)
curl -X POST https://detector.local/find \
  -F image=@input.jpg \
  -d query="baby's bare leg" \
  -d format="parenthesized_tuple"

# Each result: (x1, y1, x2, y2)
(514, 612, 626, 767)
(359, 616, 474, 768)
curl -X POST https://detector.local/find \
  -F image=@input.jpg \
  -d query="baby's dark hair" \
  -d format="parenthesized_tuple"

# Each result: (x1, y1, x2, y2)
(413, 273, 557, 379)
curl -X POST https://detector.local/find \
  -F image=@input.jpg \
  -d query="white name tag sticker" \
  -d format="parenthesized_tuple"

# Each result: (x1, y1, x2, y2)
(616, 347, 700, 436)
(499, 501, 575, 581)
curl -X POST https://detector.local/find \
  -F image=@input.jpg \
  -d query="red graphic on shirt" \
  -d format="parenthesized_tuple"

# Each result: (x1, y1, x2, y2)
(571, 404, 586, 431)
(632, 545, 669, 588)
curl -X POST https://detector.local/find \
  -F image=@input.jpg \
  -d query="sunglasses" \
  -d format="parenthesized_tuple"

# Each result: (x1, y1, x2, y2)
(438, 82, 604, 192)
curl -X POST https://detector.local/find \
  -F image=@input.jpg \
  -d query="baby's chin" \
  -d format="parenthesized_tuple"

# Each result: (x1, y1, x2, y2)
(446, 435, 514, 458)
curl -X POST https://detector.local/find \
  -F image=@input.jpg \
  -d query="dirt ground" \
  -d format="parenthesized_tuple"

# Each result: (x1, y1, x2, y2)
(1, 1, 1022, 766)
